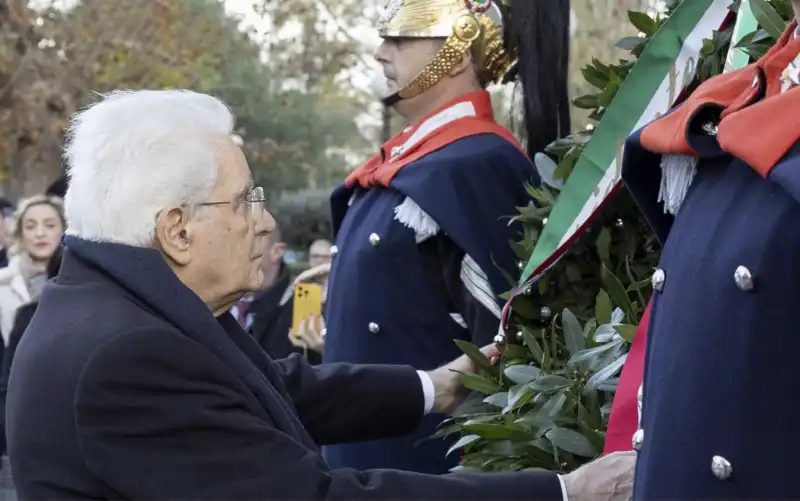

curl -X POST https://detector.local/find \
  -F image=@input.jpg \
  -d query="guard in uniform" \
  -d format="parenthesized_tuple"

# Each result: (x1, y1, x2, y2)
(623, 18, 800, 500)
(322, 0, 572, 473)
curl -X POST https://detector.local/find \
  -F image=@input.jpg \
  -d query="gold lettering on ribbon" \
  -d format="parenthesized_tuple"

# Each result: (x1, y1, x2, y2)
(682, 56, 697, 90)
(667, 61, 678, 109)
(649, 59, 684, 121)
(573, 57, 689, 237)
(613, 139, 624, 185)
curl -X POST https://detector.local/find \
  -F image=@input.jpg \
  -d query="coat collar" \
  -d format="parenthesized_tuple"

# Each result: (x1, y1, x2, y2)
(623, 21, 800, 229)
(62, 236, 317, 449)
(634, 20, 800, 176)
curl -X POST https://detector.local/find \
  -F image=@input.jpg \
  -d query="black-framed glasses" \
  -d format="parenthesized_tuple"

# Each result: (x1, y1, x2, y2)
(192, 186, 266, 220)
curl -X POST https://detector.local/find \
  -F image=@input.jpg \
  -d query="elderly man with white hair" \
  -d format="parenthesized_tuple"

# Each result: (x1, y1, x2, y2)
(5, 90, 633, 501)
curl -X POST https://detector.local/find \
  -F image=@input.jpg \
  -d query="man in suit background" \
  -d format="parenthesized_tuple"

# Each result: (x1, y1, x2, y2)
(307, 239, 332, 268)
(6, 89, 634, 501)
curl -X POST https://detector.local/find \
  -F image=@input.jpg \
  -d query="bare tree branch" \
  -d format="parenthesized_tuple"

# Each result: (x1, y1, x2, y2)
(313, 0, 372, 68)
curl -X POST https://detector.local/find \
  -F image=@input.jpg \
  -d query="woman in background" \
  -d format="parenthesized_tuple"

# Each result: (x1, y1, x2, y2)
(0, 196, 65, 346)
(0, 244, 63, 465)
(3, 244, 63, 378)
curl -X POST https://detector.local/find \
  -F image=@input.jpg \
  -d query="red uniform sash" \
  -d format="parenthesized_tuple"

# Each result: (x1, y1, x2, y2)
(603, 301, 650, 453)
(345, 91, 526, 189)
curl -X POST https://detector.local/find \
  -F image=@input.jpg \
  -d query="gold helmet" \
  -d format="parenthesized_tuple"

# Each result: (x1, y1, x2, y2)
(378, 0, 516, 105)
(378, 0, 572, 160)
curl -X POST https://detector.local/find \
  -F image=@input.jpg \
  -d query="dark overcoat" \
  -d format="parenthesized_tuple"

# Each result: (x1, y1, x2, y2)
(5, 236, 562, 500)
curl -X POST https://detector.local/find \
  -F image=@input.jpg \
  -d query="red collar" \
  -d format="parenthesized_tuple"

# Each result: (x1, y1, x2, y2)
(640, 21, 800, 177)
(344, 91, 525, 188)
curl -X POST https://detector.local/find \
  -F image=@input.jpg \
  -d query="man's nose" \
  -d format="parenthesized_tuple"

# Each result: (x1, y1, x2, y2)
(374, 41, 390, 64)
(257, 209, 276, 236)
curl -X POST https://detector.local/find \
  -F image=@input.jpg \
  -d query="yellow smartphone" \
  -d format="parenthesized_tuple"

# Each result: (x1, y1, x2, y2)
(291, 282, 323, 339)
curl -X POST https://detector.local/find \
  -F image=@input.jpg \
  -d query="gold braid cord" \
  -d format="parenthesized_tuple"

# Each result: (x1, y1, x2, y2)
(398, 14, 478, 100)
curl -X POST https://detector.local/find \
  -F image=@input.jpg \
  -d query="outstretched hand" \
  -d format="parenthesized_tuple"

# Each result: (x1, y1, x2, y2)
(562, 450, 637, 501)
(426, 343, 499, 414)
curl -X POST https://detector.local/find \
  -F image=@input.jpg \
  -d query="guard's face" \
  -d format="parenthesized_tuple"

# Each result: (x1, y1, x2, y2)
(374, 37, 443, 96)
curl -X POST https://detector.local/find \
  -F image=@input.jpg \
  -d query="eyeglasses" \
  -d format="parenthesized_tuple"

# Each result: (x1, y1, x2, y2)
(193, 186, 267, 220)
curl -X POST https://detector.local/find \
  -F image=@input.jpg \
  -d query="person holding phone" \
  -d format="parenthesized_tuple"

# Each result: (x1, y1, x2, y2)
(288, 262, 331, 355)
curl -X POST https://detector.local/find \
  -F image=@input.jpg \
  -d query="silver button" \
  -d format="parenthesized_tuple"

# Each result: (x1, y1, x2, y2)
(368, 322, 380, 334)
(632, 429, 644, 451)
(320, 328, 327, 338)
(734, 265, 754, 291)
(369, 233, 381, 246)
(651, 269, 666, 292)
(711, 455, 732, 480)
(330, 245, 338, 257)
(493, 333, 506, 344)
(542, 217, 549, 225)
(702, 122, 718, 136)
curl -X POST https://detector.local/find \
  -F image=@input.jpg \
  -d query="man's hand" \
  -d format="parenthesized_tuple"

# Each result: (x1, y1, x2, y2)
(289, 315, 326, 354)
(292, 263, 331, 286)
(562, 451, 637, 501)
(426, 343, 499, 414)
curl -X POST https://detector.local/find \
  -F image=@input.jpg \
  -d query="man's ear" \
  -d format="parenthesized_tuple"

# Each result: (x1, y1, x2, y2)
(272, 241, 286, 262)
(155, 207, 192, 266)
(448, 51, 474, 78)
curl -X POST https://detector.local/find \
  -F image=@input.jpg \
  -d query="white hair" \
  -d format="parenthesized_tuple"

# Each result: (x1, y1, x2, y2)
(63, 89, 235, 247)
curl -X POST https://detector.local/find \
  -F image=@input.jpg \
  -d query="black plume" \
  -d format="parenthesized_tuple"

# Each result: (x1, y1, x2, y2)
(506, 0, 571, 157)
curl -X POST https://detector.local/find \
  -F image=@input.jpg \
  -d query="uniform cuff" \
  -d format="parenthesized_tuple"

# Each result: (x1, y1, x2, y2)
(416, 370, 435, 414)
(558, 475, 569, 501)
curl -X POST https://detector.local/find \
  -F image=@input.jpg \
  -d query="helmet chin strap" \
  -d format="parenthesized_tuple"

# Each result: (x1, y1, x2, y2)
(377, 16, 481, 109)
(381, 92, 402, 107)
